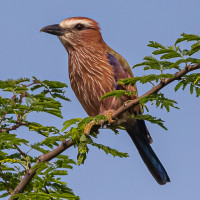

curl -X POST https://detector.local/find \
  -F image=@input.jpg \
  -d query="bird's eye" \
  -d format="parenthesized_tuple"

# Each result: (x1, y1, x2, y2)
(75, 23, 85, 30)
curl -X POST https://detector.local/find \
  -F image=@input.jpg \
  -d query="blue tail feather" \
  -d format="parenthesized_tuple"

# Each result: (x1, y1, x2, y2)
(126, 120, 170, 185)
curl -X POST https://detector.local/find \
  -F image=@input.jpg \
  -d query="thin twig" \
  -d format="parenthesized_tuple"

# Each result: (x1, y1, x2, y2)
(44, 186, 53, 200)
(13, 145, 27, 158)
(0, 122, 28, 133)
(13, 144, 32, 169)
(9, 139, 73, 199)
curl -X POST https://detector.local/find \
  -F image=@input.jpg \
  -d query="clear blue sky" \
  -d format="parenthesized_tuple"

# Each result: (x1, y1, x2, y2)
(1, 0, 200, 199)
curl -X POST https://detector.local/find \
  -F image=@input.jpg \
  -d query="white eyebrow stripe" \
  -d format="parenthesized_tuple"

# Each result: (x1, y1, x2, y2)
(60, 19, 92, 29)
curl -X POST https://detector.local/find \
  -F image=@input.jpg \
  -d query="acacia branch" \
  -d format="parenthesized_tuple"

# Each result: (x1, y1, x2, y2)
(112, 63, 200, 119)
(0, 122, 28, 133)
(13, 145, 28, 158)
(9, 139, 73, 199)
(9, 63, 200, 199)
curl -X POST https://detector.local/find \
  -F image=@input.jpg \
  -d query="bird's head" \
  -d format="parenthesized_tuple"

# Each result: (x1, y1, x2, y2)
(40, 17, 103, 51)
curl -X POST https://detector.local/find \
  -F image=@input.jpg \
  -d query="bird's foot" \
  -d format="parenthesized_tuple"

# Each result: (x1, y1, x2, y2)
(84, 120, 95, 135)
(105, 110, 115, 124)
(84, 110, 115, 135)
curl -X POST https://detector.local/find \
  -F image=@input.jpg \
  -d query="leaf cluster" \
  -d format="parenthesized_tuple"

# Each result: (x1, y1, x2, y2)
(62, 116, 129, 165)
(140, 93, 179, 112)
(0, 77, 79, 199)
(135, 34, 200, 94)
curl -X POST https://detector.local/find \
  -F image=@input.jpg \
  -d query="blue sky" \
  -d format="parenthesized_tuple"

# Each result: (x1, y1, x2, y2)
(0, 0, 200, 199)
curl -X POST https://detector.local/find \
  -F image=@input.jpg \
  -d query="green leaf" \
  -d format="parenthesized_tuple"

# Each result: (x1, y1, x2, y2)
(140, 93, 179, 112)
(133, 56, 161, 70)
(100, 90, 136, 100)
(185, 57, 200, 64)
(50, 170, 68, 176)
(0, 192, 9, 198)
(87, 137, 129, 158)
(160, 51, 182, 59)
(51, 93, 71, 101)
(190, 84, 194, 94)
(148, 41, 165, 49)
(195, 87, 200, 97)
(62, 118, 82, 132)
(77, 117, 94, 128)
(40, 135, 68, 148)
(131, 114, 168, 130)
(169, 59, 185, 69)
(0, 132, 28, 145)
(30, 84, 43, 91)
(77, 141, 88, 165)
(121, 74, 174, 85)
(0, 158, 26, 166)
(32, 162, 49, 175)
(174, 81, 183, 91)
(94, 114, 107, 123)
(30, 144, 49, 154)
(27, 122, 59, 137)
(79, 134, 86, 142)
(187, 41, 200, 56)
(43, 80, 68, 88)
(14, 86, 28, 91)
(12, 192, 79, 200)
(175, 33, 200, 45)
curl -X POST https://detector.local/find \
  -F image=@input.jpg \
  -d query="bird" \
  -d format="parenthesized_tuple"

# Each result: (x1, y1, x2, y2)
(40, 17, 170, 185)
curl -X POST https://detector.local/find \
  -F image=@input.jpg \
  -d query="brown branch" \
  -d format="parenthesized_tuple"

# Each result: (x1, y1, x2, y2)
(0, 122, 28, 133)
(112, 63, 200, 119)
(9, 63, 200, 199)
(13, 145, 27, 158)
(13, 144, 32, 169)
(9, 139, 73, 199)
(0, 123, 21, 133)
(0, 91, 24, 132)
(25, 80, 39, 87)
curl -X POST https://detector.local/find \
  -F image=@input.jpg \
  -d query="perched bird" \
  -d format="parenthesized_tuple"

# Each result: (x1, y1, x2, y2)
(41, 17, 170, 185)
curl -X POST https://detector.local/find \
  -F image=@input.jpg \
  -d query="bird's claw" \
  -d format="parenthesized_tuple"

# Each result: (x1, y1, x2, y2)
(84, 120, 95, 135)
(105, 110, 114, 124)
(84, 110, 114, 135)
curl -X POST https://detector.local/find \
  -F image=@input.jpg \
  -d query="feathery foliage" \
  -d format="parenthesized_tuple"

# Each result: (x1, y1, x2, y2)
(0, 77, 79, 199)
(62, 115, 129, 165)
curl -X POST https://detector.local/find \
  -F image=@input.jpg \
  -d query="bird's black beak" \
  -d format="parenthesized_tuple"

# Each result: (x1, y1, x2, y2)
(40, 24, 65, 36)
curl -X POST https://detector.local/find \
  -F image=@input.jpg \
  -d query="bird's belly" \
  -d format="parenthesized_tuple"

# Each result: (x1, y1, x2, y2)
(70, 75, 114, 116)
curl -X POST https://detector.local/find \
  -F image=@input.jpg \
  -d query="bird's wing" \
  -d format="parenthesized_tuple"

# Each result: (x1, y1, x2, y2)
(106, 45, 137, 94)
(105, 46, 153, 144)
(106, 45, 134, 78)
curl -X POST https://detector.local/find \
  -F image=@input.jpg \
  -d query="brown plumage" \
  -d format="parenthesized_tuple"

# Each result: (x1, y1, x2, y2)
(41, 17, 170, 185)
(58, 17, 135, 116)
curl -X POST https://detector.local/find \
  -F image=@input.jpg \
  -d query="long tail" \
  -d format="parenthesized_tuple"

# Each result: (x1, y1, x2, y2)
(126, 119, 170, 185)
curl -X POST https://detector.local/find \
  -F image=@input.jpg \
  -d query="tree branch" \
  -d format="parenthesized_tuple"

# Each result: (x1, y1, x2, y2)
(9, 139, 73, 199)
(0, 122, 28, 133)
(13, 145, 28, 158)
(9, 63, 200, 199)
(112, 63, 200, 119)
